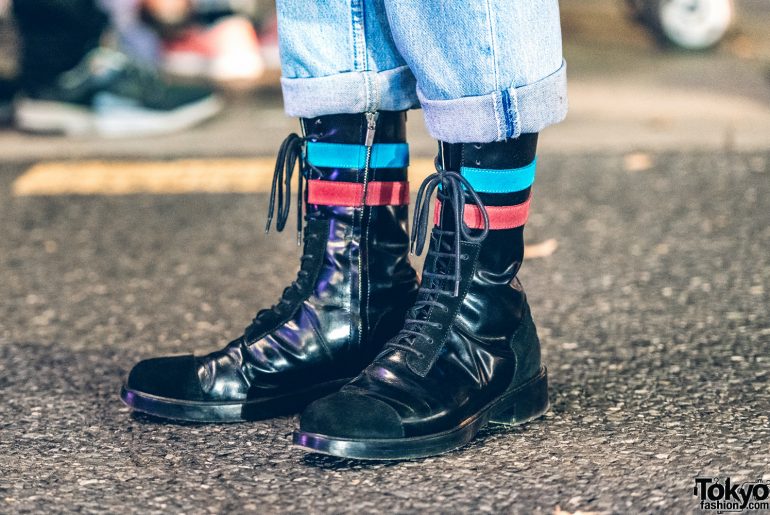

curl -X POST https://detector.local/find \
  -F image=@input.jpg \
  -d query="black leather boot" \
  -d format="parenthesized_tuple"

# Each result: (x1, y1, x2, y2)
(121, 112, 418, 422)
(294, 134, 548, 459)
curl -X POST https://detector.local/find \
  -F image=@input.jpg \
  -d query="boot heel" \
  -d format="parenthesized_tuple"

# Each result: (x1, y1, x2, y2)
(488, 367, 549, 426)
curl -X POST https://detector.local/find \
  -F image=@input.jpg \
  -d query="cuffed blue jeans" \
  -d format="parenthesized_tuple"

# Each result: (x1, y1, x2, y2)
(276, 0, 567, 143)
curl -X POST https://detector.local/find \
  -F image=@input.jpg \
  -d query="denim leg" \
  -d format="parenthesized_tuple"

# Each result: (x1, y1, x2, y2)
(383, 0, 568, 143)
(277, 0, 419, 117)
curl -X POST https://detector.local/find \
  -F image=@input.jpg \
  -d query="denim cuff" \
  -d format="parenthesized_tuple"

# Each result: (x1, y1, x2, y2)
(418, 60, 569, 143)
(281, 65, 420, 117)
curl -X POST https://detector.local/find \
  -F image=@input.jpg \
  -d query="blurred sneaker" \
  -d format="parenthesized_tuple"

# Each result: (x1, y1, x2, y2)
(258, 15, 281, 71)
(0, 77, 17, 126)
(15, 48, 222, 138)
(162, 16, 264, 82)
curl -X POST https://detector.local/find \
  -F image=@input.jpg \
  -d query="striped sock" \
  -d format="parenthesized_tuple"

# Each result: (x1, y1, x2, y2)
(300, 113, 411, 209)
(305, 139, 410, 207)
(436, 134, 537, 231)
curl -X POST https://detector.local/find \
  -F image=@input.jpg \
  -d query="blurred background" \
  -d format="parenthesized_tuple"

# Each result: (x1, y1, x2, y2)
(0, 0, 768, 159)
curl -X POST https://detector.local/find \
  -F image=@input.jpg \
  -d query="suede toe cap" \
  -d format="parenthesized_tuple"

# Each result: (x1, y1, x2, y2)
(300, 391, 405, 439)
(126, 355, 205, 401)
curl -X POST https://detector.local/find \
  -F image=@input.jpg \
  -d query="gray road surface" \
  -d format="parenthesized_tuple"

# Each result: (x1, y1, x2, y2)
(1, 151, 768, 513)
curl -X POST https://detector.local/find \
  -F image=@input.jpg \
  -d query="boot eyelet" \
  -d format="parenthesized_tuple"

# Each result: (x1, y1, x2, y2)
(475, 160, 481, 166)
(416, 352, 426, 359)
(461, 254, 469, 261)
(473, 143, 482, 150)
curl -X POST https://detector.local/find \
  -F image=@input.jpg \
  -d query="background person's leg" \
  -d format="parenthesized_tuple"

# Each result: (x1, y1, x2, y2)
(12, 0, 221, 137)
(383, 0, 567, 143)
(13, 0, 108, 92)
(99, 0, 162, 65)
(276, 0, 418, 117)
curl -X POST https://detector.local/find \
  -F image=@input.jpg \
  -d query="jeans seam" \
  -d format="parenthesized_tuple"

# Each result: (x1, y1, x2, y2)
(351, 0, 379, 112)
(364, 71, 380, 112)
(484, 0, 504, 140)
(373, 71, 380, 110)
(363, 71, 371, 111)
(492, 91, 504, 141)
(483, 0, 501, 92)
(350, 0, 367, 72)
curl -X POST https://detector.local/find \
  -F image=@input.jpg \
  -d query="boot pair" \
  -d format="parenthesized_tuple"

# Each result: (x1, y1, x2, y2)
(121, 112, 548, 460)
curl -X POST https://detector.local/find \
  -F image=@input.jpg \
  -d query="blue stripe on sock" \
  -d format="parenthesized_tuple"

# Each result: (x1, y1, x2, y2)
(460, 158, 536, 193)
(306, 142, 409, 169)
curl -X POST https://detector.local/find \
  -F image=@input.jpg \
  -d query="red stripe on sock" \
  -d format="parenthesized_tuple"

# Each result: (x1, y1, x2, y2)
(307, 180, 410, 206)
(434, 197, 531, 230)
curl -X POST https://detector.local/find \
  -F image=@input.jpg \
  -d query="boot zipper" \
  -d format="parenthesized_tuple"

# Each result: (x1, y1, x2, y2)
(358, 111, 378, 349)
(297, 120, 309, 246)
(364, 112, 379, 147)
(362, 111, 379, 184)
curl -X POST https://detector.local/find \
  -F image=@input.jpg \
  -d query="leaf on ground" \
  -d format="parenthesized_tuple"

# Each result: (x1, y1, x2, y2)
(623, 152, 653, 172)
(524, 238, 558, 259)
(554, 506, 601, 515)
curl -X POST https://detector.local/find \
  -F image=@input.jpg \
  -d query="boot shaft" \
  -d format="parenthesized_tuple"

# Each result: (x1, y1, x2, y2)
(435, 134, 538, 281)
(396, 134, 541, 379)
(122, 113, 419, 420)
(258, 112, 417, 373)
(298, 136, 547, 447)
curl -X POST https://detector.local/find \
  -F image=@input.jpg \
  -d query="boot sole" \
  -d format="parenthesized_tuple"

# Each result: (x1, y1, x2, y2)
(120, 377, 352, 423)
(293, 366, 549, 460)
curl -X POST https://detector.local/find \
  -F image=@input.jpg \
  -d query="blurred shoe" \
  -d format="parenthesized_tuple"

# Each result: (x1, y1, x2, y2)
(258, 15, 281, 71)
(0, 77, 17, 126)
(162, 16, 265, 82)
(15, 47, 222, 138)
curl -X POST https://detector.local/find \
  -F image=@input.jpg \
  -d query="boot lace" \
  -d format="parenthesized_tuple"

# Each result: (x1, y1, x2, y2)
(249, 133, 315, 328)
(387, 158, 490, 358)
(265, 133, 307, 243)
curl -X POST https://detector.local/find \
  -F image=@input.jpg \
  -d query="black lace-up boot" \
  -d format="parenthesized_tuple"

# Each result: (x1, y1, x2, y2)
(121, 112, 418, 422)
(294, 134, 548, 459)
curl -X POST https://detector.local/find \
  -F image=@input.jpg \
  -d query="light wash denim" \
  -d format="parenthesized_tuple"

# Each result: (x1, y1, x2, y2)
(277, 0, 567, 143)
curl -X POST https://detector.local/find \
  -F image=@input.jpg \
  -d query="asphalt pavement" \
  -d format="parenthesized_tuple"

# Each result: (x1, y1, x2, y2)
(1, 150, 768, 513)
